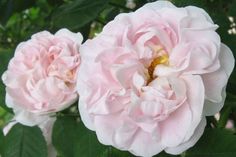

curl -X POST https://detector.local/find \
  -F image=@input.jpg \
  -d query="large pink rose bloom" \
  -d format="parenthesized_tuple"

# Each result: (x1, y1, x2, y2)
(77, 1, 235, 156)
(2, 29, 82, 126)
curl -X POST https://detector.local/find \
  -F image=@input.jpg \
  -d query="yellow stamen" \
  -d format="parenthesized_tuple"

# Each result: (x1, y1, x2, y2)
(147, 54, 169, 83)
(66, 70, 74, 79)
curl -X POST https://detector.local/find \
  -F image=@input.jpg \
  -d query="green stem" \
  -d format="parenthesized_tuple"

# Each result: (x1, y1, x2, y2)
(207, 116, 218, 128)
(218, 106, 232, 128)
(95, 18, 106, 25)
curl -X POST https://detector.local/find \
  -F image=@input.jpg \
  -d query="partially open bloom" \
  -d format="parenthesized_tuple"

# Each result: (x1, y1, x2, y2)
(2, 29, 82, 126)
(77, 1, 235, 156)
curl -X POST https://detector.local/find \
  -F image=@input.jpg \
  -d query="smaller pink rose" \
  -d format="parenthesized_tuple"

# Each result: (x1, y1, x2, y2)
(2, 29, 82, 126)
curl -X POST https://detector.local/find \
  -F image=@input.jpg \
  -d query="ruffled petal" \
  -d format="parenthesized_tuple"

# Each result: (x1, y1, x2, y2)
(165, 118, 206, 154)
(141, 0, 176, 11)
(55, 28, 83, 44)
(203, 43, 235, 115)
(160, 75, 204, 147)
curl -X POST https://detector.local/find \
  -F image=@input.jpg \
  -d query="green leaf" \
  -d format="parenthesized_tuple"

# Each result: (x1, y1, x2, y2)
(154, 151, 180, 157)
(100, 6, 120, 23)
(47, 0, 64, 7)
(185, 129, 236, 157)
(218, 107, 232, 128)
(3, 123, 47, 157)
(0, 48, 14, 113)
(172, 0, 207, 8)
(134, 0, 149, 9)
(226, 92, 236, 104)
(228, 0, 236, 16)
(52, 116, 107, 157)
(0, 0, 35, 24)
(52, 116, 79, 157)
(52, 0, 110, 31)
(101, 147, 134, 157)
(110, 0, 127, 6)
(52, 116, 180, 157)
(0, 129, 4, 156)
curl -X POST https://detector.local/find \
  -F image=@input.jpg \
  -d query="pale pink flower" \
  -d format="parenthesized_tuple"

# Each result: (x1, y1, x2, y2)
(77, 1, 234, 156)
(2, 29, 82, 126)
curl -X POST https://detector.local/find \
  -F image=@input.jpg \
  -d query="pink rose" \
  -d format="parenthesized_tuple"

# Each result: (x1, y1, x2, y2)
(77, 1, 235, 156)
(2, 29, 82, 126)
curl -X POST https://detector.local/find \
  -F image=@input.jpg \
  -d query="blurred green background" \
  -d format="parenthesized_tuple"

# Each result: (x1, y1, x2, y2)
(0, 0, 236, 131)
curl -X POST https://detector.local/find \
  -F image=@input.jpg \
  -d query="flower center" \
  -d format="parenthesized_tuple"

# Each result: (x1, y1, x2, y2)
(147, 45, 169, 84)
